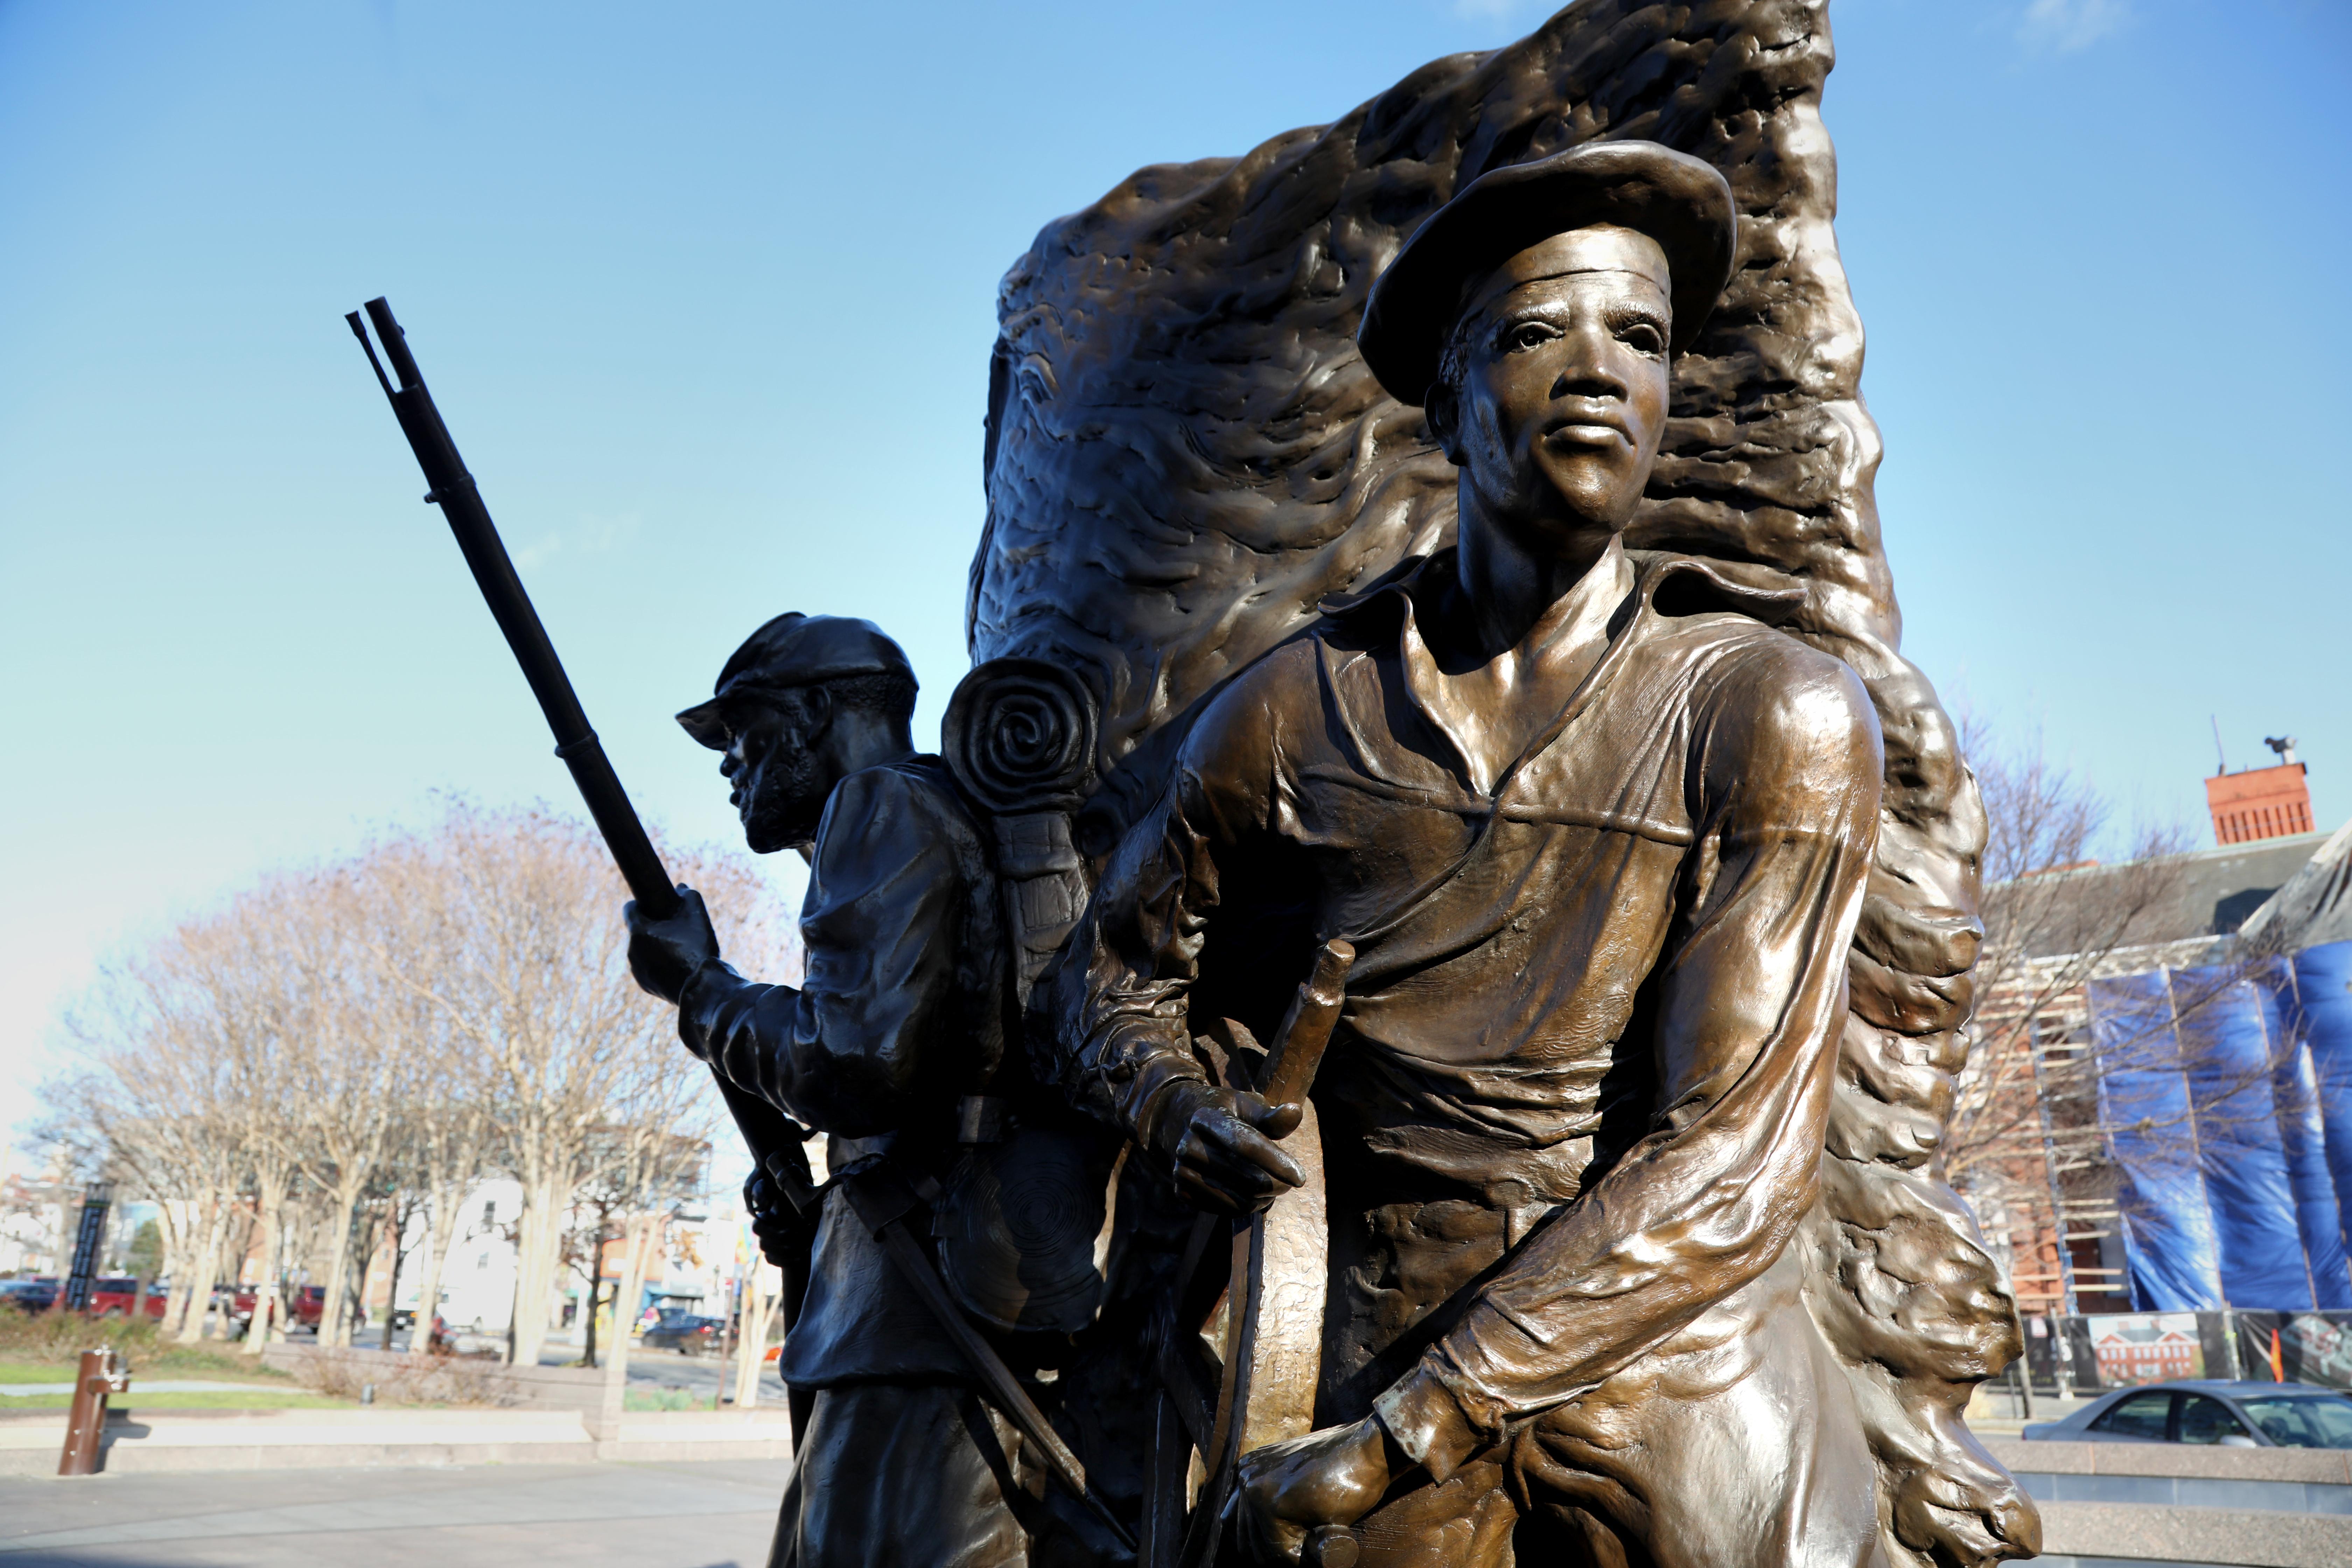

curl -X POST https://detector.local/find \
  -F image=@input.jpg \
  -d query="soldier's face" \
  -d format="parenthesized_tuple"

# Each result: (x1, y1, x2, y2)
(1437, 225, 1672, 543)
(719, 691, 829, 855)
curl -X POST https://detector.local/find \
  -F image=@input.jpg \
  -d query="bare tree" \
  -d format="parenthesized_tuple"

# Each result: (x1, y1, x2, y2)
(372, 803, 770, 1367)
(1942, 719, 2192, 1191)
(52, 894, 291, 1344)
(563, 1113, 712, 1366)
(363, 838, 498, 1353)
(44, 797, 790, 1368)
(272, 867, 407, 1347)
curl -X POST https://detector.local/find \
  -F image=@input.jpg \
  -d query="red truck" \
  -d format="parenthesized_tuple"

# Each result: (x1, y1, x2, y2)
(215, 1283, 327, 1334)
(86, 1278, 170, 1319)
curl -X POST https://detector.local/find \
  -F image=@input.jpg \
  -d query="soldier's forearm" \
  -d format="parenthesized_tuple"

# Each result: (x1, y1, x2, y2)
(1376, 1017, 1840, 1477)
(678, 960, 799, 1100)
(1069, 1014, 1207, 1136)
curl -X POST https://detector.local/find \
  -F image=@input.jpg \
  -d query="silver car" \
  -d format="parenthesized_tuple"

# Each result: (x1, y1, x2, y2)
(2021, 1379, 2352, 1449)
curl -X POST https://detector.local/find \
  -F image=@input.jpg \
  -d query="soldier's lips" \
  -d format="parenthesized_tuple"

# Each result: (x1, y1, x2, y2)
(1544, 413, 1627, 444)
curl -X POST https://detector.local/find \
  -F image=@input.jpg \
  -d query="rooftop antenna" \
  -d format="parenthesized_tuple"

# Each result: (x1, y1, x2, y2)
(2211, 715, 2228, 775)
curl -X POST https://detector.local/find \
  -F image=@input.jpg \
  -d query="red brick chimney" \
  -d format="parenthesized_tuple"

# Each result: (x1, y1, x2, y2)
(2206, 736, 2314, 845)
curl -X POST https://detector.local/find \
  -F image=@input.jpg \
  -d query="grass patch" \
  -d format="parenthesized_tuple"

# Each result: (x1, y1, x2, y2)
(0, 1389, 352, 1411)
(0, 1320, 298, 1384)
(623, 1386, 706, 1412)
(0, 1335, 299, 1382)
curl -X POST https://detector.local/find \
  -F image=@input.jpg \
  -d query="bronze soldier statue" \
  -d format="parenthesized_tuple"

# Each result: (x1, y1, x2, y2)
(628, 613, 1120, 1568)
(1055, 142, 1889, 1566)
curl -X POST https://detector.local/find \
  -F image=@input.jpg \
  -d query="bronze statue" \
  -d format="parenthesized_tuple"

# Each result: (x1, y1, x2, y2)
(628, 613, 1126, 1567)
(975, 4, 2034, 1566)
(1058, 136, 1897, 1566)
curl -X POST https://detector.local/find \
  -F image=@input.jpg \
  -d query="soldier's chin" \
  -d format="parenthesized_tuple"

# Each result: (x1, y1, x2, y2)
(742, 804, 817, 856)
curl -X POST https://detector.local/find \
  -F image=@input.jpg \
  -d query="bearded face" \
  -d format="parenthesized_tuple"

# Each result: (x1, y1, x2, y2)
(720, 687, 833, 855)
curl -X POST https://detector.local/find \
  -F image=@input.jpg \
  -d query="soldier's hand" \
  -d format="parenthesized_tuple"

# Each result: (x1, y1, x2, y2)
(1148, 1081, 1305, 1216)
(625, 884, 720, 1004)
(743, 1171, 801, 1269)
(1233, 1415, 1398, 1565)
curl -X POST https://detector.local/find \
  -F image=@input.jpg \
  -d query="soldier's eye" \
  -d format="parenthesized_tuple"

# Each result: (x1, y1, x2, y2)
(1620, 322, 1665, 356)
(1506, 322, 1554, 351)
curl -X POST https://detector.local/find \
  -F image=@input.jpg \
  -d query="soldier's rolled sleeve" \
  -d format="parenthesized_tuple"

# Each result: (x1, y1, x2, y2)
(1373, 1362, 1493, 1482)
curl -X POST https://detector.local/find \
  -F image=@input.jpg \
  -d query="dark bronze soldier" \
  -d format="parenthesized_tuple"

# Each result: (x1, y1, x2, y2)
(1055, 141, 1888, 1566)
(628, 613, 1107, 1568)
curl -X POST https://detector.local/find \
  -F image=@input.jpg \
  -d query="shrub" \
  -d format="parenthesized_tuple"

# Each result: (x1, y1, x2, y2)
(291, 1346, 523, 1407)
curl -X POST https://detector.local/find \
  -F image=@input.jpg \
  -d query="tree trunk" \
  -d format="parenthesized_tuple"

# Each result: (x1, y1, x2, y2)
(177, 1197, 228, 1346)
(315, 1179, 364, 1348)
(597, 1213, 658, 1438)
(508, 1170, 567, 1368)
(408, 1189, 460, 1352)
(159, 1198, 196, 1338)
(733, 1263, 776, 1409)
(241, 1174, 285, 1356)
(379, 1208, 407, 1351)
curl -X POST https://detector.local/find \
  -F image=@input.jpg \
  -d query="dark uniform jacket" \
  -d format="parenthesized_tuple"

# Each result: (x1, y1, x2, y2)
(679, 756, 1006, 1388)
(1057, 541, 1883, 1479)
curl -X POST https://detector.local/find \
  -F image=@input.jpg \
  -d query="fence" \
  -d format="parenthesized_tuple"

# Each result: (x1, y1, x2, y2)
(2007, 1309, 2352, 1396)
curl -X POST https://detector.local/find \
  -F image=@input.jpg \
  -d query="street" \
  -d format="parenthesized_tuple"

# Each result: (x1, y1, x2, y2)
(0, 1460, 785, 1566)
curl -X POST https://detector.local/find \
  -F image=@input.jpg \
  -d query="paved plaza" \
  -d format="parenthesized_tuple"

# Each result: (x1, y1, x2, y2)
(0, 1460, 787, 1567)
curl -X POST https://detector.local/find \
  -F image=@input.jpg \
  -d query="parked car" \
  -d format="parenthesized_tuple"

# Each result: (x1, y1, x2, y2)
(639, 1309, 725, 1357)
(87, 1278, 170, 1319)
(2022, 1380, 2352, 1449)
(0, 1278, 59, 1314)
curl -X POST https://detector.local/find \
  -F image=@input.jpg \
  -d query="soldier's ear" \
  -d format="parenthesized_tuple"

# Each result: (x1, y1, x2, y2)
(1423, 380, 1465, 467)
(794, 682, 835, 743)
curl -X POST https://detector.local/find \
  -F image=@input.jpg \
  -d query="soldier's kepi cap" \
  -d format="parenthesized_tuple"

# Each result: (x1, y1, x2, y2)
(675, 613, 915, 750)
(1357, 139, 1737, 408)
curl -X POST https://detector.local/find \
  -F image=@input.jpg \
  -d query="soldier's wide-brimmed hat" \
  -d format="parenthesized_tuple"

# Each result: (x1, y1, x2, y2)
(1357, 139, 1737, 407)
(676, 612, 914, 749)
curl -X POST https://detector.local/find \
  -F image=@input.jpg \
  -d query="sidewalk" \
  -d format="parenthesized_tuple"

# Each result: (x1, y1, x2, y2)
(0, 1460, 783, 1566)
(0, 1407, 796, 1477)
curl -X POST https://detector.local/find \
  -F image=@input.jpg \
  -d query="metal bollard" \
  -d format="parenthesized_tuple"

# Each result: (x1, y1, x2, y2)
(57, 1348, 130, 1477)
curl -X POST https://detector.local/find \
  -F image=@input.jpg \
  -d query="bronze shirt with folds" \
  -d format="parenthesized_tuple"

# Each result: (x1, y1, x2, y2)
(1057, 542, 1883, 1477)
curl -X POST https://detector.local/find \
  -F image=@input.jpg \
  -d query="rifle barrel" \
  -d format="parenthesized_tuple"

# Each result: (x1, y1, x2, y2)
(356, 298, 679, 921)
(350, 296, 800, 1163)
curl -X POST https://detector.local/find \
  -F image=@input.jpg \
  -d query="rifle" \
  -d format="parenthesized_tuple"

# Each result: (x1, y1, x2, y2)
(1143, 938, 1353, 1568)
(342, 298, 806, 1199)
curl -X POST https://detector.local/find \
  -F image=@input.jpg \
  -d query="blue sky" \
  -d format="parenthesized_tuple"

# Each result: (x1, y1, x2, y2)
(2, 0, 2346, 1141)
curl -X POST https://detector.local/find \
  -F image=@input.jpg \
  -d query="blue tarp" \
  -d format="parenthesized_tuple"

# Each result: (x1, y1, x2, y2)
(2266, 958, 2352, 1308)
(2291, 942, 2352, 1238)
(2090, 970, 2225, 1310)
(2088, 940, 2352, 1311)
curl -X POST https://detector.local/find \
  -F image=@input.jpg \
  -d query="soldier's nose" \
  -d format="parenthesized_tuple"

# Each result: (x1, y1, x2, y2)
(1549, 362, 1624, 402)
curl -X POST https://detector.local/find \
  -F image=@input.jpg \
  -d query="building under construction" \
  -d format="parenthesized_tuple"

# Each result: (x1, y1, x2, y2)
(1960, 744, 2350, 1333)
